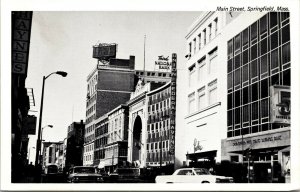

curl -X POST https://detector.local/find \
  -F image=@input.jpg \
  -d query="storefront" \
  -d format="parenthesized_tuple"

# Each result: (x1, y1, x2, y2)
(221, 127, 290, 183)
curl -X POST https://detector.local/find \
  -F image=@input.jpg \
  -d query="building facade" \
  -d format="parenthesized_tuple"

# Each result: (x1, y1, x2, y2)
(104, 105, 129, 172)
(221, 12, 291, 183)
(83, 52, 136, 166)
(177, 12, 228, 169)
(65, 120, 85, 168)
(94, 115, 108, 168)
(180, 11, 291, 183)
(146, 82, 174, 169)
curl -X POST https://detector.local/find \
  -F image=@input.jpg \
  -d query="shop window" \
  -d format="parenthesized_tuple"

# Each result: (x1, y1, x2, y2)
(282, 43, 290, 64)
(271, 31, 278, 50)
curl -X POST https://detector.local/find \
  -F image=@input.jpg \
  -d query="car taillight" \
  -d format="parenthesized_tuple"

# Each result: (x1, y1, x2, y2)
(216, 178, 221, 183)
(229, 178, 234, 183)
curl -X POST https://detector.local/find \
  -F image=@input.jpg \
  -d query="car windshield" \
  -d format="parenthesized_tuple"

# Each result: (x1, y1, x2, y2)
(74, 167, 96, 173)
(194, 168, 210, 175)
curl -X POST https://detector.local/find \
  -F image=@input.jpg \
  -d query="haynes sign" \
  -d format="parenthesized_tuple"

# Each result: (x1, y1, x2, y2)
(155, 55, 171, 72)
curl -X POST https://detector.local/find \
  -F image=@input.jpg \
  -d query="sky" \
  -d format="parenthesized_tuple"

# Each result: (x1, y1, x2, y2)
(25, 11, 201, 163)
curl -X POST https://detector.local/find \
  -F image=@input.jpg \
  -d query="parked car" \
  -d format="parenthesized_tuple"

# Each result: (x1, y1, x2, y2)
(67, 166, 103, 183)
(107, 168, 148, 183)
(155, 168, 234, 183)
(44, 164, 59, 174)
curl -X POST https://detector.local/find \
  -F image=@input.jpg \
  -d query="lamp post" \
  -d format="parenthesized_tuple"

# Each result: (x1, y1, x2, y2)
(39, 125, 53, 164)
(35, 71, 67, 166)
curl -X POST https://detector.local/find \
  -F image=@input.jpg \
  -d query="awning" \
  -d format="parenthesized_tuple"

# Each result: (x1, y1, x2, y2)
(186, 150, 217, 160)
(98, 161, 106, 169)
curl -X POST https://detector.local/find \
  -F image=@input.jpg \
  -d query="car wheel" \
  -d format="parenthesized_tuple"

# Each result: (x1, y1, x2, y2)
(202, 181, 210, 183)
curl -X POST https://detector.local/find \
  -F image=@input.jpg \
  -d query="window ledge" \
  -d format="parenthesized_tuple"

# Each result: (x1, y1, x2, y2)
(185, 102, 221, 119)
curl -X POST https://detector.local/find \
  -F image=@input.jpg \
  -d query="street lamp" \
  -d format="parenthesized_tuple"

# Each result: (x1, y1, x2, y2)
(39, 125, 53, 161)
(35, 71, 67, 166)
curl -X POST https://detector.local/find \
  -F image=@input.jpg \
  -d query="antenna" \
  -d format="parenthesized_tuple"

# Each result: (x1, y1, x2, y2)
(143, 35, 146, 84)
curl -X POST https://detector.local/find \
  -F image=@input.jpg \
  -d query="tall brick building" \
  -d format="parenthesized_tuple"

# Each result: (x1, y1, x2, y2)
(83, 46, 137, 166)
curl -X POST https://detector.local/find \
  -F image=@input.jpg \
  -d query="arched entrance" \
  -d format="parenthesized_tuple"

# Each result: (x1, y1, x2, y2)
(132, 115, 142, 162)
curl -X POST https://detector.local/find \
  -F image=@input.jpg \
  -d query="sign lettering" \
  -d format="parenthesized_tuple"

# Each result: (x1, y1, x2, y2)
(169, 53, 177, 155)
(12, 11, 32, 75)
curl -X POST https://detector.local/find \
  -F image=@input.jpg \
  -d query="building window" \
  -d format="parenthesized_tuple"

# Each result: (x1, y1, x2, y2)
(198, 33, 201, 50)
(208, 80, 217, 105)
(188, 42, 192, 56)
(193, 38, 197, 54)
(188, 92, 196, 114)
(189, 64, 196, 87)
(208, 24, 212, 41)
(209, 48, 218, 74)
(198, 87, 205, 110)
(214, 17, 218, 36)
(203, 29, 206, 45)
(198, 57, 205, 82)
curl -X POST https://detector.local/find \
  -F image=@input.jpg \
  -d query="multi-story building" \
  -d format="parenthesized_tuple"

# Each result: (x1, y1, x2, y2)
(221, 12, 291, 183)
(83, 44, 136, 166)
(180, 11, 291, 183)
(135, 70, 171, 84)
(177, 12, 228, 169)
(65, 120, 85, 168)
(146, 82, 174, 170)
(42, 141, 63, 168)
(94, 114, 108, 168)
(104, 105, 129, 172)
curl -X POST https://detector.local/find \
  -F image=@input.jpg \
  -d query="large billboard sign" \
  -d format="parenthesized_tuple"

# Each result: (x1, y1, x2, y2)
(12, 11, 33, 75)
(93, 43, 117, 61)
(169, 53, 177, 155)
(270, 85, 290, 124)
(154, 55, 171, 72)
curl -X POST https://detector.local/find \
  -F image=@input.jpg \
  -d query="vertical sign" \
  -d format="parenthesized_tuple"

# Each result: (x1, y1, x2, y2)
(169, 53, 177, 156)
(12, 11, 33, 75)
